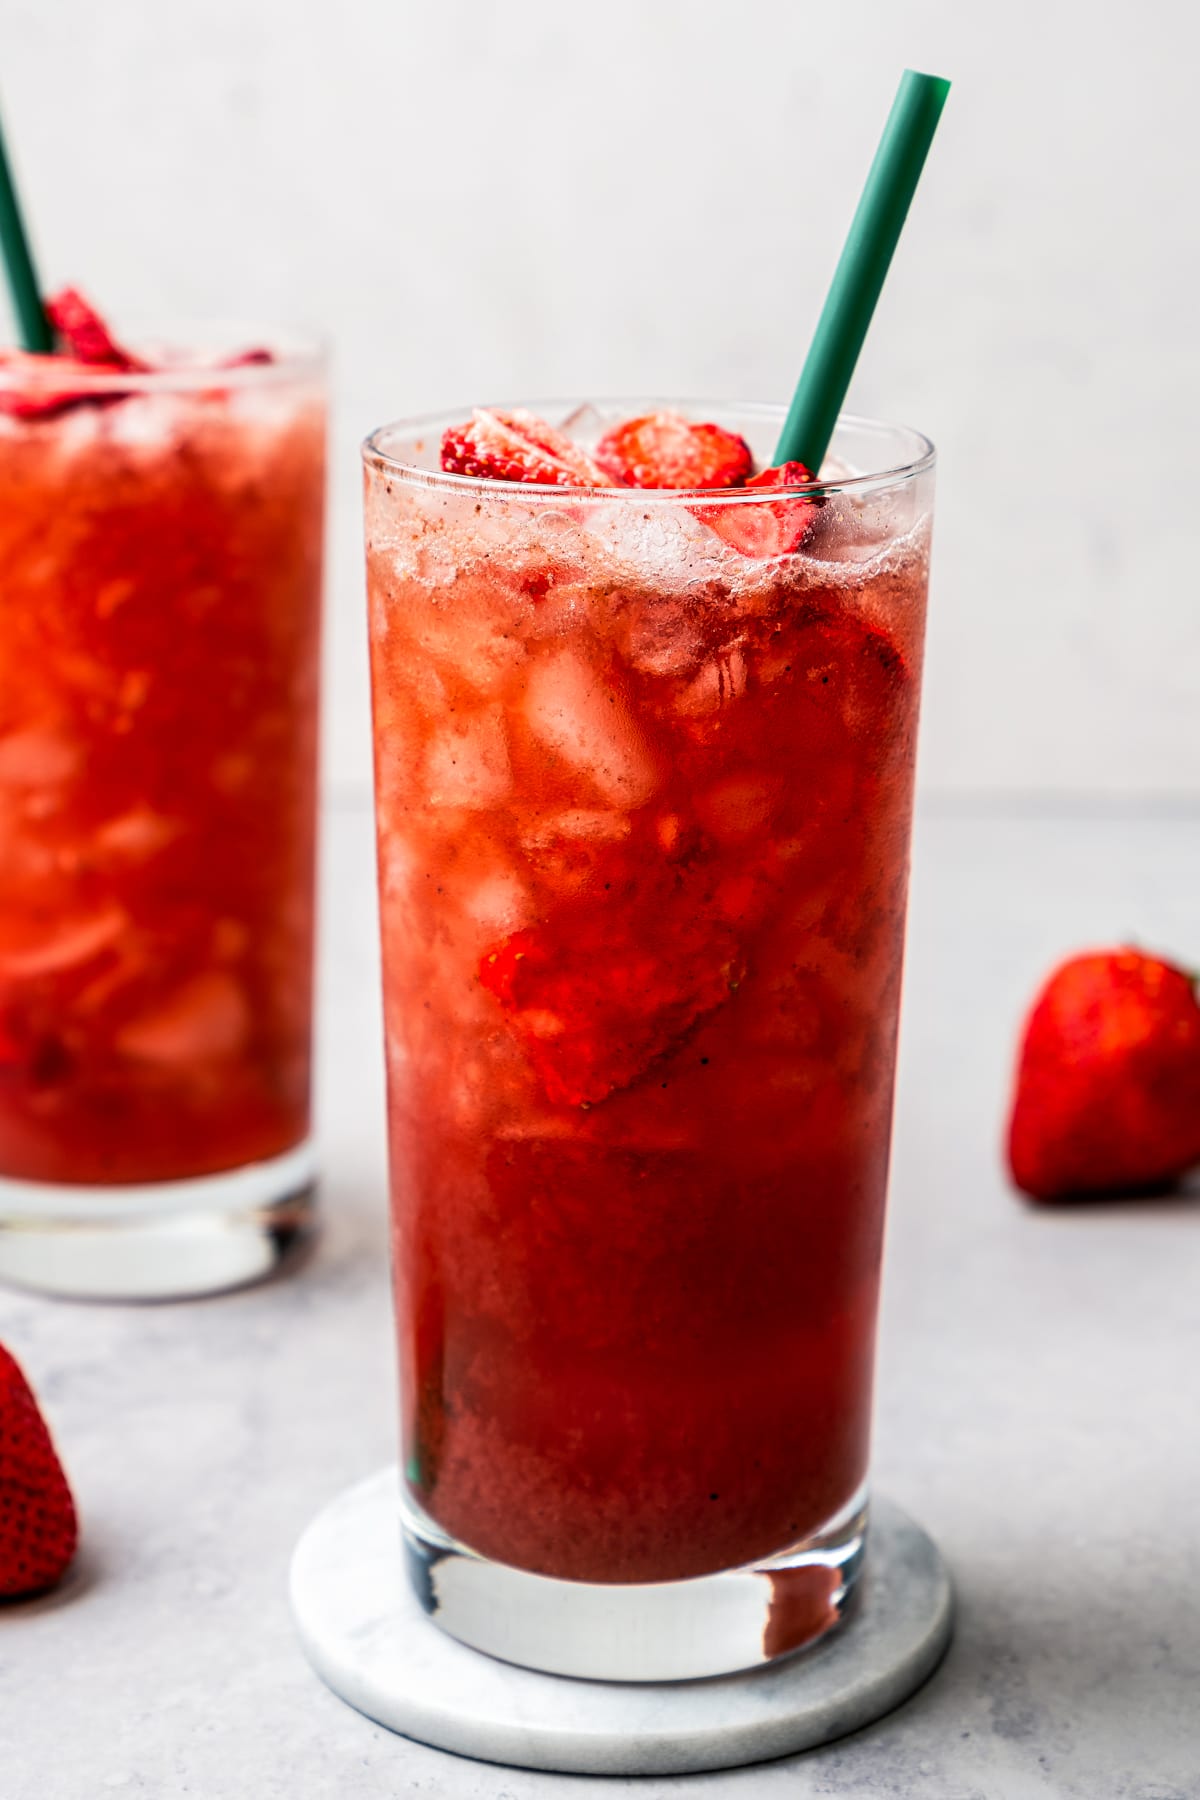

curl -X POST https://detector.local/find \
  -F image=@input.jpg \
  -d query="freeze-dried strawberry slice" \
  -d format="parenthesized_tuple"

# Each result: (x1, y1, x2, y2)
(44, 287, 146, 370)
(219, 347, 275, 368)
(480, 896, 744, 1107)
(0, 290, 146, 420)
(702, 461, 820, 557)
(594, 410, 753, 490)
(0, 370, 84, 422)
(441, 408, 609, 487)
(0, 362, 132, 422)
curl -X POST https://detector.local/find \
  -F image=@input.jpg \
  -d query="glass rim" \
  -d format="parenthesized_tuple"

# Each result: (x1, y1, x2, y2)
(0, 323, 327, 397)
(362, 400, 936, 503)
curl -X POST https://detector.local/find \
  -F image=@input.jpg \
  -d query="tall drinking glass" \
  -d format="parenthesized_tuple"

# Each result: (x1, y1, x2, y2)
(0, 334, 326, 1299)
(363, 403, 933, 1679)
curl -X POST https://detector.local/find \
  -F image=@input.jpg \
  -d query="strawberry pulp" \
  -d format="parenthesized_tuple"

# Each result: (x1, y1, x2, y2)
(366, 407, 931, 1584)
(0, 312, 325, 1183)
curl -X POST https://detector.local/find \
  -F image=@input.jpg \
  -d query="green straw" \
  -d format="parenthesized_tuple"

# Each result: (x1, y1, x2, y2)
(775, 68, 950, 471)
(0, 111, 53, 354)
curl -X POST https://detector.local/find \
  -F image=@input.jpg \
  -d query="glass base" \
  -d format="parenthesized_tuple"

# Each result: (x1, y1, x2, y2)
(400, 1482, 868, 1682)
(0, 1141, 317, 1301)
(293, 1469, 952, 1772)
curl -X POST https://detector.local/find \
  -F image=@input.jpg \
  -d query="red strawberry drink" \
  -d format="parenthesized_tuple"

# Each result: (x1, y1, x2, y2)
(365, 402, 933, 1674)
(0, 295, 324, 1295)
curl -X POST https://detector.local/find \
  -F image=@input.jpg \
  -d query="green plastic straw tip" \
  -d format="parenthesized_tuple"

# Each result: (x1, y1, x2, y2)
(775, 68, 950, 473)
(0, 112, 52, 354)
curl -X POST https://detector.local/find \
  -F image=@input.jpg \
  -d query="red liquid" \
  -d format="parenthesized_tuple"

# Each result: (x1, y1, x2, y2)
(367, 436, 929, 1583)
(0, 371, 324, 1184)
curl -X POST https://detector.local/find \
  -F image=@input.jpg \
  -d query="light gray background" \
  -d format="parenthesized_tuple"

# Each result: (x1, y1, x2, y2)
(4, 0, 1196, 800)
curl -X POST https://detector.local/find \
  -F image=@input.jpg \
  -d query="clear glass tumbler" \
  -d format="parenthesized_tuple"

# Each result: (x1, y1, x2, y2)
(0, 332, 326, 1299)
(364, 402, 933, 1678)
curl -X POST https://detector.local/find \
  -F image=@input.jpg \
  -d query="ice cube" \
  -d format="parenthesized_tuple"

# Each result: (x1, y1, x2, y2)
(100, 394, 182, 452)
(516, 808, 630, 899)
(116, 971, 250, 1065)
(816, 455, 856, 482)
(0, 727, 79, 787)
(620, 592, 708, 678)
(424, 705, 511, 808)
(0, 905, 126, 979)
(385, 1026, 412, 1083)
(408, 588, 527, 698)
(379, 839, 417, 904)
(94, 807, 180, 861)
(805, 491, 906, 566)
(75, 950, 144, 1018)
(462, 867, 532, 934)
(694, 773, 782, 844)
(211, 918, 250, 961)
(95, 578, 137, 620)
(674, 648, 748, 716)
(521, 809, 631, 846)
(494, 1110, 586, 1143)
(556, 403, 606, 450)
(584, 500, 723, 586)
(523, 650, 659, 808)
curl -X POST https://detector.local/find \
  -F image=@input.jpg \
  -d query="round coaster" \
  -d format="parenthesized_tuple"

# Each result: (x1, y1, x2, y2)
(290, 1468, 954, 1777)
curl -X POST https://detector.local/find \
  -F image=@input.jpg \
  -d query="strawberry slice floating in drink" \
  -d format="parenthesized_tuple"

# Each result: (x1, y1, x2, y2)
(441, 408, 611, 487)
(480, 888, 745, 1108)
(701, 462, 821, 558)
(218, 347, 275, 368)
(44, 287, 146, 370)
(0, 290, 146, 421)
(593, 410, 753, 490)
(436, 403, 823, 561)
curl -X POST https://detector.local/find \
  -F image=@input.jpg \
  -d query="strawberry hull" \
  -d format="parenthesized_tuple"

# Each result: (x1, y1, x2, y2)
(0, 352, 325, 1184)
(366, 405, 932, 1586)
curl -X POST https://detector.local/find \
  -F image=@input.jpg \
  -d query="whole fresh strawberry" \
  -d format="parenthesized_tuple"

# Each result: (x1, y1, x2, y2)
(1007, 948, 1200, 1201)
(0, 1343, 78, 1598)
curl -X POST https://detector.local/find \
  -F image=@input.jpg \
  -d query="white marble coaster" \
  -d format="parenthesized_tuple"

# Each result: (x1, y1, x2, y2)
(290, 1468, 953, 1776)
